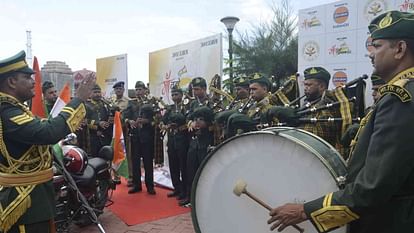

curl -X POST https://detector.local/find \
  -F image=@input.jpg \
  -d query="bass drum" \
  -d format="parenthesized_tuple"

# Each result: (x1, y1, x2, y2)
(192, 127, 348, 233)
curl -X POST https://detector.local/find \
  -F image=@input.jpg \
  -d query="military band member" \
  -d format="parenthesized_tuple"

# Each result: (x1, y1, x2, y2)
(85, 84, 114, 157)
(226, 76, 250, 111)
(246, 73, 274, 126)
(162, 87, 189, 201)
(300, 67, 341, 148)
(112, 81, 129, 112)
(186, 77, 214, 121)
(0, 51, 94, 233)
(180, 106, 214, 207)
(123, 81, 156, 195)
(41, 81, 57, 115)
(268, 11, 414, 233)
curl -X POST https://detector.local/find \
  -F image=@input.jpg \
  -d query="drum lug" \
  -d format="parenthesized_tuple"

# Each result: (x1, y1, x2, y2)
(336, 176, 346, 188)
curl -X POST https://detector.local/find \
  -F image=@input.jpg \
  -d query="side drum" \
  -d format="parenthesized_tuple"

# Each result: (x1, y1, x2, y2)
(191, 127, 348, 233)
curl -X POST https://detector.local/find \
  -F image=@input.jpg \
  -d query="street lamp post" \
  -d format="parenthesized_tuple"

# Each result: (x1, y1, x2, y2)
(221, 16, 239, 86)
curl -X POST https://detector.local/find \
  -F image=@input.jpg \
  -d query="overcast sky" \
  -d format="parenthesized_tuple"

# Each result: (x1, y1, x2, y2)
(0, 0, 336, 88)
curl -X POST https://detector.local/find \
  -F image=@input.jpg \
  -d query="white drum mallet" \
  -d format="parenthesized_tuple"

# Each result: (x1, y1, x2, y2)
(233, 179, 304, 233)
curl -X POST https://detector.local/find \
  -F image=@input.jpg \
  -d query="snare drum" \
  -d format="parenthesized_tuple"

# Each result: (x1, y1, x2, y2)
(192, 127, 347, 233)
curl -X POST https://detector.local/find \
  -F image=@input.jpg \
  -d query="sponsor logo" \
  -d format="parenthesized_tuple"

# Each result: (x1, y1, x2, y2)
(333, 6, 349, 24)
(301, 11, 322, 29)
(399, 0, 414, 12)
(364, 0, 387, 21)
(328, 38, 351, 56)
(302, 41, 320, 61)
(332, 71, 348, 87)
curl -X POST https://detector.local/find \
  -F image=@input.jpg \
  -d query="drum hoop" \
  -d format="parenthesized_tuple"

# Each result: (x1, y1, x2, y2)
(264, 127, 347, 179)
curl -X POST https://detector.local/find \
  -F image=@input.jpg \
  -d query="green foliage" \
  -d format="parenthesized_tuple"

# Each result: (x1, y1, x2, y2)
(223, 0, 298, 91)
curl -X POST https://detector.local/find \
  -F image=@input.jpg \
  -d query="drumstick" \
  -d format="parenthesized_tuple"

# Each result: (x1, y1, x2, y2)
(233, 179, 304, 233)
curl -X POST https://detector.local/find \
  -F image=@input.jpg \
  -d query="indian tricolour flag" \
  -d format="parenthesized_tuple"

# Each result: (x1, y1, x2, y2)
(50, 83, 71, 118)
(112, 111, 128, 177)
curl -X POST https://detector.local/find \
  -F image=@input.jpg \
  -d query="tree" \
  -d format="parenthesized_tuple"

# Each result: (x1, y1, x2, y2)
(223, 0, 298, 92)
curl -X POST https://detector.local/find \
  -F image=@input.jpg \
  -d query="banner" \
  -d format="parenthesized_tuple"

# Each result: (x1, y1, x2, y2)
(298, 0, 402, 106)
(149, 34, 222, 104)
(96, 54, 128, 98)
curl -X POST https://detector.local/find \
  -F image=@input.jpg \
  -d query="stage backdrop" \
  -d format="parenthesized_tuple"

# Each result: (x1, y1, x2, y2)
(149, 34, 222, 104)
(96, 54, 128, 98)
(298, 0, 412, 106)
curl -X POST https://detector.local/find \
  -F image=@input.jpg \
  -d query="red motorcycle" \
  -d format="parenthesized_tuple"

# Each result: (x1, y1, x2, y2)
(53, 133, 115, 233)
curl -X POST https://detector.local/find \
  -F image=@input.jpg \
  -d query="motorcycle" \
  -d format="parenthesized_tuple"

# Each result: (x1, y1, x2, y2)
(53, 133, 115, 233)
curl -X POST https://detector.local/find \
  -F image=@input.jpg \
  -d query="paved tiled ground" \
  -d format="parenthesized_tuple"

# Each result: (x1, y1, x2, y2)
(73, 209, 195, 233)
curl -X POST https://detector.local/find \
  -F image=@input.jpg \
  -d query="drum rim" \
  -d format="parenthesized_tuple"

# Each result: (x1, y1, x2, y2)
(264, 127, 347, 178)
(191, 127, 347, 233)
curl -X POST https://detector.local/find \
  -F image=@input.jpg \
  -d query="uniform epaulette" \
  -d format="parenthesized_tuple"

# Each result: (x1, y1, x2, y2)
(379, 79, 412, 103)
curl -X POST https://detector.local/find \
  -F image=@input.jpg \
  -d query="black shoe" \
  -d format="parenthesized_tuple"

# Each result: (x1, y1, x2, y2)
(113, 179, 121, 185)
(147, 188, 156, 195)
(176, 193, 187, 200)
(167, 190, 179, 198)
(128, 186, 142, 194)
(178, 199, 190, 206)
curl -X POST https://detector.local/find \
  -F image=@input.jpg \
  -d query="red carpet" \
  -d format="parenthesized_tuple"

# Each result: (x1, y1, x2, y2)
(108, 178, 190, 226)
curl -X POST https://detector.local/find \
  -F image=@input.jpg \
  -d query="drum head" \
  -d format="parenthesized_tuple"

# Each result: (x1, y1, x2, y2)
(192, 128, 347, 233)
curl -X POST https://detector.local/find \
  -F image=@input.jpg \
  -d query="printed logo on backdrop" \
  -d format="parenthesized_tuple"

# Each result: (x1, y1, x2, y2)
(301, 10, 322, 30)
(400, 0, 414, 12)
(332, 70, 348, 87)
(332, 4, 350, 28)
(364, 0, 387, 21)
(302, 41, 320, 61)
(328, 37, 351, 57)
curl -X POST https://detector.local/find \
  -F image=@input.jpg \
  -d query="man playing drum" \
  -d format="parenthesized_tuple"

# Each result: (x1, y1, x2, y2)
(268, 10, 414, 233)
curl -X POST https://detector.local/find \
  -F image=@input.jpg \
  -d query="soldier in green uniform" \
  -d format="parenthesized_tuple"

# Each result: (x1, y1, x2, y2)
(41, 81, 57, 115)
(123, 81, 156, 195)
(226, 76, 250, 111)
(162, 87, 189, 201)
(85, 84, 114, 157)
(0, 51, 94, 233)
(179, 77, 215, 206)
(246, 73, 274, 127)
(267, 11, 414, 233)
(300, 67, 342, 147)
(180, 106, 214, 207)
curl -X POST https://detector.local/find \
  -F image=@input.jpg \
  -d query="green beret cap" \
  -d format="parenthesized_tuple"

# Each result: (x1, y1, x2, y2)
(135, 81, 146, 89)
(215, 109, 237, 124)
(369, 11, 414, 40)
(193, 106, 214, 123)
(171, 86, 183, 94)
(249, 73, 271, 89)
(92, 84, 102, 91)
(303, 67, 331, 85)
(371, 74, 386, 86)
(233, 76, 250, 88)
(0, 50, 34, 78)
(112, 81, 124, 88)
(42, 81, 54, 93)
(227, 113, 255, 137)
(191, 77, 207, 88)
